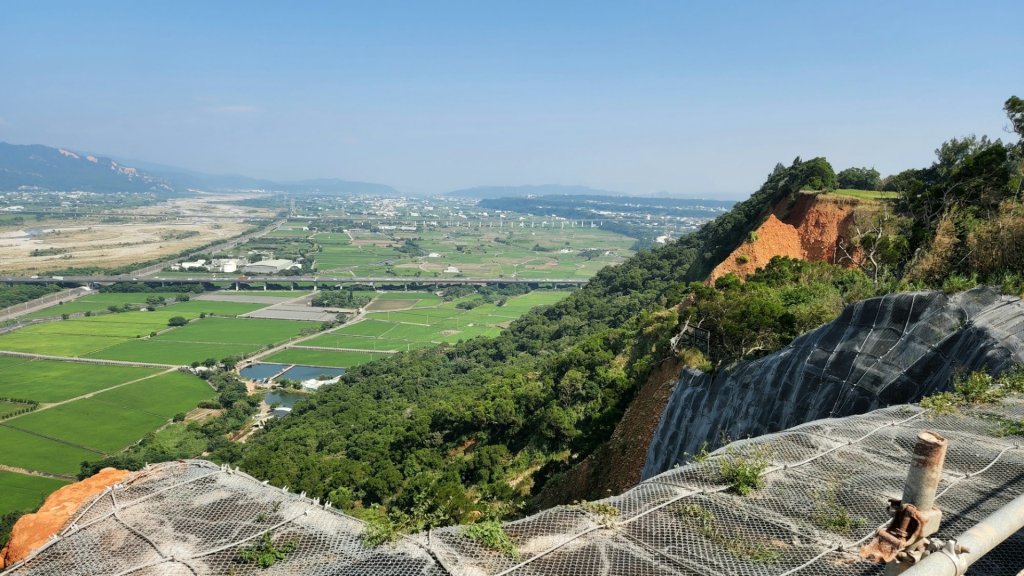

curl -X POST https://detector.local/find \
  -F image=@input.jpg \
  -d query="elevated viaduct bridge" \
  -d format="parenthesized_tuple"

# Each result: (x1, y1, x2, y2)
(0, 274, 589, 289)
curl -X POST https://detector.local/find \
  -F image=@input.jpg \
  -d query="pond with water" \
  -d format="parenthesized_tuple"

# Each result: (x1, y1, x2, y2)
(280, 365, 346, 381)
(264, 390, 306, 409)
(239, 363, 289, 381)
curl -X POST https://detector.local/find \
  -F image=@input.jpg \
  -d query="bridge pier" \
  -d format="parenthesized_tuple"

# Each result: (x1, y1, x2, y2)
(234, 281, 239, 291)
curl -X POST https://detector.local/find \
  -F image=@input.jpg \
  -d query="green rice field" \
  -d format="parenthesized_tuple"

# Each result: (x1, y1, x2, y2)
(9, 372, 213, 453)
(0, 357, 161, 403)
(271, 290, 571, 368)
(21, 292, 186, 320)
(0, 369, 213, 476)
(0, 470, 69, 515)
(147, 317, 317, 345)
(0, 424, 106, 476)
(87, 340, 256, 365)
(307, 224, 634, 279)
(265, 348, 392, 368)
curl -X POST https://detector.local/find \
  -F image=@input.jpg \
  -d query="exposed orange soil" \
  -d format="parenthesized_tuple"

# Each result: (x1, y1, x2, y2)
(710, 193, 860, 282)
(1, 468, 129, 569)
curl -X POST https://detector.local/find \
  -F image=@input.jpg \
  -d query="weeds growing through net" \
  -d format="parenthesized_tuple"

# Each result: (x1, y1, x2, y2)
(462, 520, 519, 559)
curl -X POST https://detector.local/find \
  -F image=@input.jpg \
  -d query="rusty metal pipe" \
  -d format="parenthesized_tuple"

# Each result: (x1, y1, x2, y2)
(860, 431, 949, 568)
(902, 490, 1024, 576)
(902, 431, 947, 512)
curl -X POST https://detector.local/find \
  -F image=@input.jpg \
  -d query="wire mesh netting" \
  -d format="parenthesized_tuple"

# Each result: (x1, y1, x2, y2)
(5, 396, 1023, 575)
(644, 288, 1024, 478)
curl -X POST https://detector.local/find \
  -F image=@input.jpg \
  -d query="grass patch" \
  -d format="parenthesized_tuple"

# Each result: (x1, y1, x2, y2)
(0, 401, 30, 418)
(237, 533, 298, 568)
(461, 520, 519, 558)
(719, 447, 770, 496)
(675, 503, 782, 563)
(830, 189, 899, 200)
(335, 319, 397, 337)
(577, 500, 621, 526)
(921, 369, 1023, 414)
(809, 486, 865, 533)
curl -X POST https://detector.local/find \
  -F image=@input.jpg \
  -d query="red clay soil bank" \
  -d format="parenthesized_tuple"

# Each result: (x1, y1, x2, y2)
(710, 193, 859, 282)
(1, 468, 129, 569)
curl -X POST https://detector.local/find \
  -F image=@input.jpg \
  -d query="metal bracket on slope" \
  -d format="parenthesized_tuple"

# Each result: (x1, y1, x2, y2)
(860, 431, 948, 573)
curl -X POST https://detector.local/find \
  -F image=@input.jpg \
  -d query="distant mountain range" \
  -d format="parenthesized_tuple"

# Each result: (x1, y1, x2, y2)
(0, 142, 399, 196)
(1, 142, 720, 201)
(0, 142, 174, 194)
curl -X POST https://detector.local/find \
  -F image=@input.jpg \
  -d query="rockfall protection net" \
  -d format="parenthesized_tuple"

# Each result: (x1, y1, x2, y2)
(644, 288, 1024, 478)
(5, 398, 1023, 575)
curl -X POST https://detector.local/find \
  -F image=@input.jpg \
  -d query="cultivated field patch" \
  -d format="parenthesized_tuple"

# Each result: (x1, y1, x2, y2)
(22, 292, 187, 320)
(0, 358, 161, 403)
(364, 299, 417, 311)
(0, 328, 128, 357)
(273, 290, 572, 369)
(149, 317, 317, 345)
(0, 471, 68, 515)
(265, 348, 391, 368)
(7, 371, 213, 454)
(86, 340, 256, 365)
(0, 425, 101, 476)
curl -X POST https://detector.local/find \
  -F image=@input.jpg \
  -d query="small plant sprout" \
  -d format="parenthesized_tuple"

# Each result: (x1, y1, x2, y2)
(578, 500, 621, 526)
(719, 446, 770, 496)
(462, 520, 519, 559)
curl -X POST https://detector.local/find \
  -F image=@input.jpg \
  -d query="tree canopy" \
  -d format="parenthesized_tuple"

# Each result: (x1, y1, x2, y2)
(837, 166, 881, 190)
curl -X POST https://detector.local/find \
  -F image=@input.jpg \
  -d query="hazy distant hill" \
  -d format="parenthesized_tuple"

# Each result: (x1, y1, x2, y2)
(275, 178, 399, 196)
(443, 184, 623, 199)
(479, 194, 735, 215)
(114, 159, 400, 196)
(0, 142, 173, 194)
(0, 142, 401, 197)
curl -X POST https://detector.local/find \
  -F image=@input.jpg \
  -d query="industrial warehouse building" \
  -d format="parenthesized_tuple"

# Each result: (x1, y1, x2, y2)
(242, 259, 297, 274)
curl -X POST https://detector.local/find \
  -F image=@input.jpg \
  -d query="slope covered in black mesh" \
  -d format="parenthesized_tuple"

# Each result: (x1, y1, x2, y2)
(643, 288, 1024, 478)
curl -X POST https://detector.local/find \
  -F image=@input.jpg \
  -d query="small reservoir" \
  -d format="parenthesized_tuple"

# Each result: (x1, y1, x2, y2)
(280, 365, 346, 381)
(239, 363, 289, 381)
(265, 390, 306, 409)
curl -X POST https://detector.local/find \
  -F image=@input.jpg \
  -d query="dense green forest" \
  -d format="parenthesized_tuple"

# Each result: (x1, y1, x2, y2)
(72, 96, 1024, 539)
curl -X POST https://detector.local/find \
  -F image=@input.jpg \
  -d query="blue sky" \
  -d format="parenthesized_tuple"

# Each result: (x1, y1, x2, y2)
(1, 1, 1020, 197)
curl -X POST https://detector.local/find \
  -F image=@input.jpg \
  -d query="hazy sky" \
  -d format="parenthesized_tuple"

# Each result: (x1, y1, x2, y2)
(1, 1, 1020, 198)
